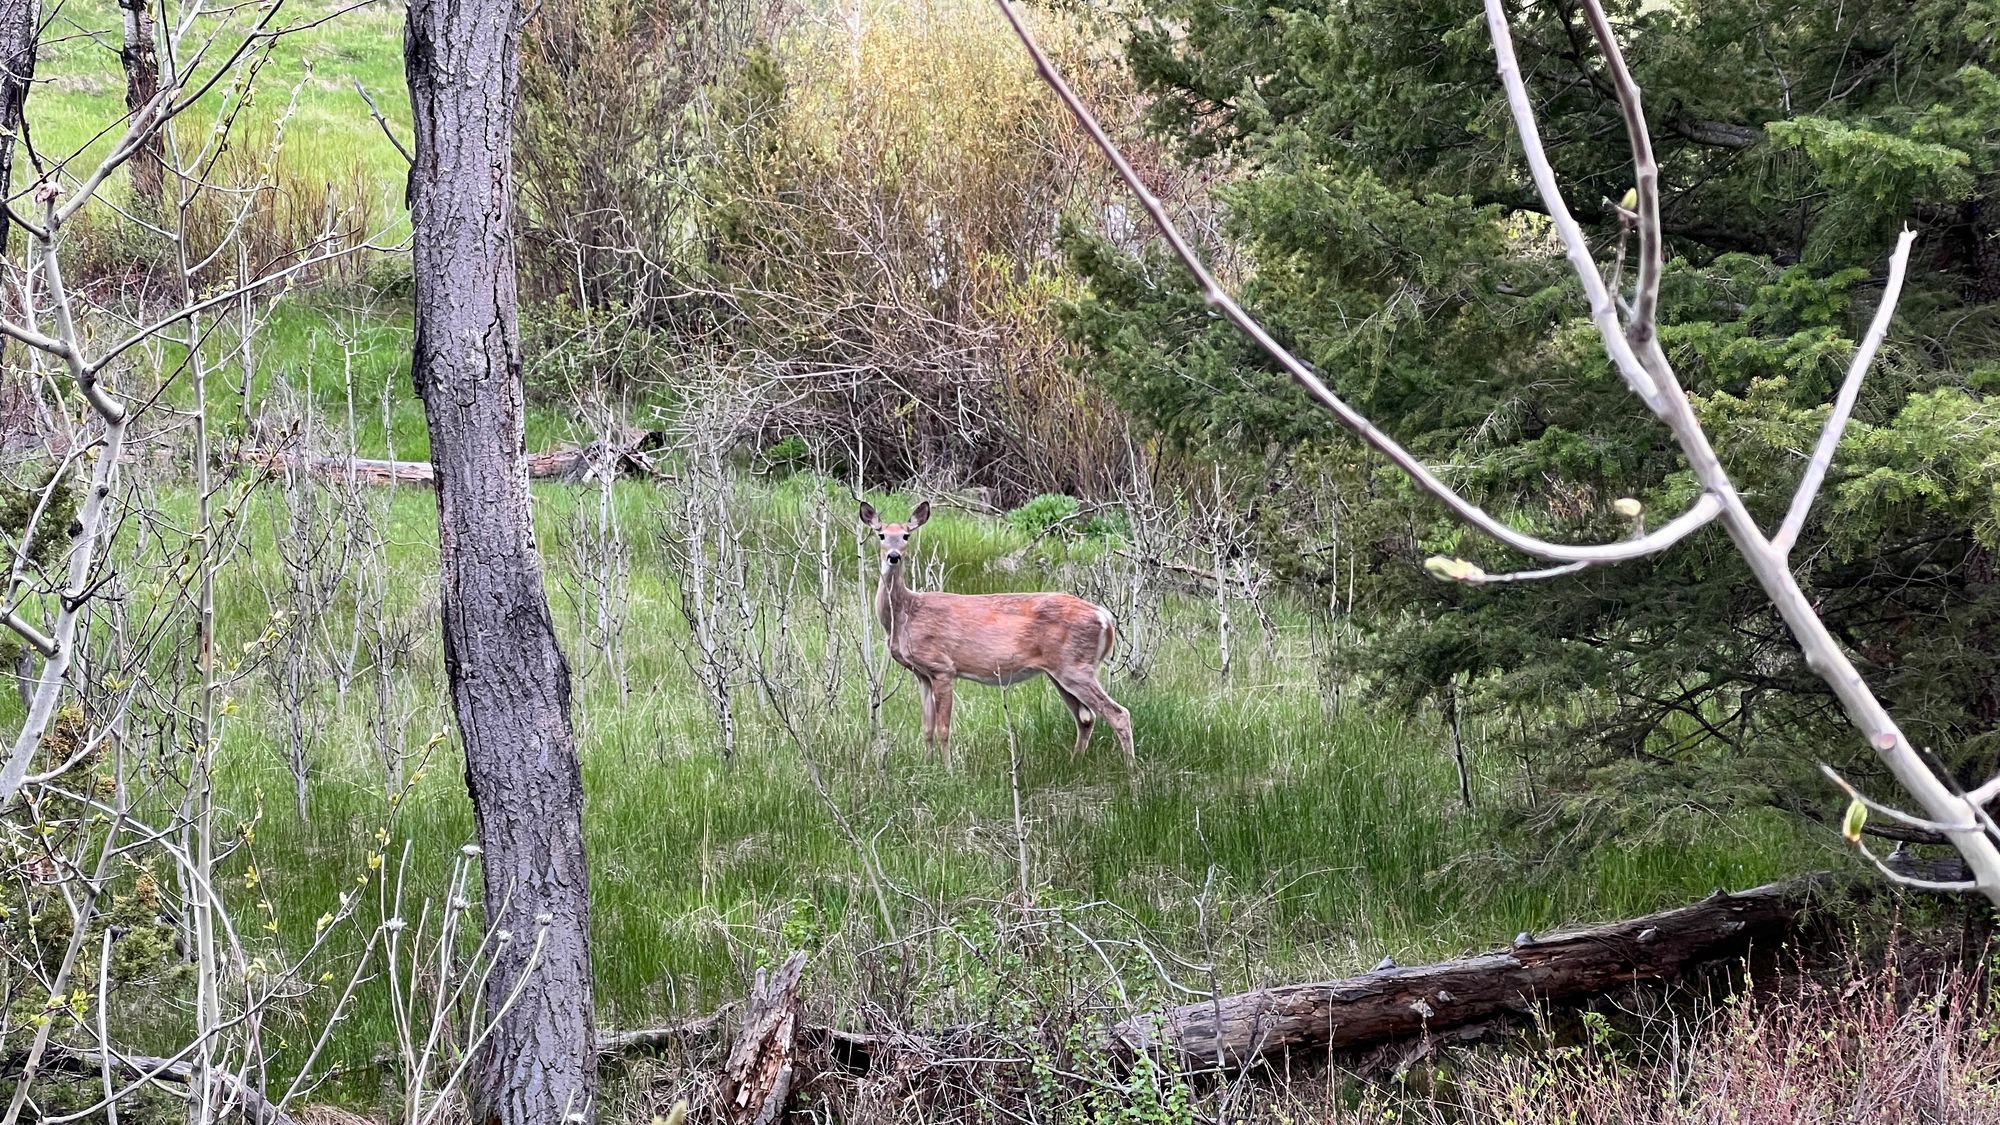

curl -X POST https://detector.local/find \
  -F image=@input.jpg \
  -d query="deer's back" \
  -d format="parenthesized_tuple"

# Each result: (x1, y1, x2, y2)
(895, 591, 1108, 683)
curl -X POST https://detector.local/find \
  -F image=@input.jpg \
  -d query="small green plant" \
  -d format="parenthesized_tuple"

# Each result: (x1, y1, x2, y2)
(1006, 493, 1080, 537)
(760, 435, 812, 477)
(1005, 494, 1124, 540)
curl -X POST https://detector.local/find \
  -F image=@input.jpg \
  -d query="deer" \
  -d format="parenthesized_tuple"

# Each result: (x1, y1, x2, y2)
(862, 500, 1134, 765)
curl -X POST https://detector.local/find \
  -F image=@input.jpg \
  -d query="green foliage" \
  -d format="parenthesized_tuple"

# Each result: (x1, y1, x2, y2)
(2, 709, 186, 1038)
(1, 463, 77, 574)
(758, 435, 813, 477)
(1066, 0, 2000, 849)
(1004, 494, 1129, 540)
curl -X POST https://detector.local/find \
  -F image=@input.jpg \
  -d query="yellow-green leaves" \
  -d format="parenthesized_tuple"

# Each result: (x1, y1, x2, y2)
(1842, 798, 1868, 844)
(1423, 556, 1486, 583)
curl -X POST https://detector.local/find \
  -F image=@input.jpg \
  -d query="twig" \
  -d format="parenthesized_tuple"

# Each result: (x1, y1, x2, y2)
(1770, 234, 1914, 555)
(352, 78, 414, 166)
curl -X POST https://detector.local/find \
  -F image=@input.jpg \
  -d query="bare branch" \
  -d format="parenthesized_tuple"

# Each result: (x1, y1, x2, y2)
(352, 78, 413, 166)
(1483, 0, 1666, 410)
(1820, 764, 1977, 835)
(52, 83, 177, 227)
(1770, 229, 1916, 555)
(1853, 841, 1978, 893)
(88, 233, 403, 374)
(1577, 0, 1663, 343)
(1966, 775, 2000, 807)
(0, 609, 54, 656)
(1443, 559, 1590, 585)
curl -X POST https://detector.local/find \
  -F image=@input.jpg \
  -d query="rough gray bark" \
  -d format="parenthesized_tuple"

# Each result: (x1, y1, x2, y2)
(0, 0, 36, 253)
(117, 0, 161, 210)
(0, 0, 36, 383)
(404, 0, 597, 1121)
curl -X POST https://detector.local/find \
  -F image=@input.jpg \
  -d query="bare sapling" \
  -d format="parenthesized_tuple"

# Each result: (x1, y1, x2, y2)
(553, 402, 635, 703)
(1104, 435, 1167, 680)
(991, 0, 2000, 901)
(660, 435, 755, 762)
(257, 368, 370, 818)
(861, 499, 1134, 764)
(848, 433, 889, 748)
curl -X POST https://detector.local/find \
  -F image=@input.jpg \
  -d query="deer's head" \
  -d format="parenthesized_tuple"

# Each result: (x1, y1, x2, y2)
(860, 500, 930, 573)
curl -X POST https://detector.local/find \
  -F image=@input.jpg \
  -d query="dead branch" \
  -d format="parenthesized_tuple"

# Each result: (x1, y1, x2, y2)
(1113, 875, 1830, 1067)
(235, 430, 667, 488)
(597, 875, 1885, 1076)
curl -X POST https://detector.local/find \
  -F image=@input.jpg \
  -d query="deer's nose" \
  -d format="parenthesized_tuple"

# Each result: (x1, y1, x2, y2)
(886, 550, 903, 563)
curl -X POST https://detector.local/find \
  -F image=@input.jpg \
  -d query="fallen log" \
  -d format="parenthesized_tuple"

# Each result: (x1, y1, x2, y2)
(1112, 874, 1834, 1068)
(601, 874, 1845, 1075)
(1, 1046, 300, 1125)
(237, 428, 666, 488)
(239, 450, 439, 486)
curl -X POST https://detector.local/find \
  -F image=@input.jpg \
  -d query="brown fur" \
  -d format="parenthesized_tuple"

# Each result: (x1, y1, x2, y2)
(862, 500, 1134, 764)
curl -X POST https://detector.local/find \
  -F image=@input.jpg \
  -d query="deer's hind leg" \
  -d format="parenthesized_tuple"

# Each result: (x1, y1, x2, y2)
(1053, 667, 1133, 764)
(1052, 680, 1096, 758)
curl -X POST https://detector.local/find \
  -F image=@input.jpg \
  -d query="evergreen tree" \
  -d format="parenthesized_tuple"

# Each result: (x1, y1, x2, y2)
(1065, 0, 2000, 841)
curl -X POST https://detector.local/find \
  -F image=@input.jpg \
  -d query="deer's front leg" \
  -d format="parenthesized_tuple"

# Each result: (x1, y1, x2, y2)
(916, 674, 936, 754)
(932, 674, 956, 767)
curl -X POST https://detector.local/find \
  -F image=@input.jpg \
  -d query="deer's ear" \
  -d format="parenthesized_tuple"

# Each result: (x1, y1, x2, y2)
(858, 501, 879, 528)
(909, 501, 931, 529)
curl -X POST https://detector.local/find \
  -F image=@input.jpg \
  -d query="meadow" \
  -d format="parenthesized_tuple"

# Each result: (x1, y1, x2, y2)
(0, 299, 1828, 1071)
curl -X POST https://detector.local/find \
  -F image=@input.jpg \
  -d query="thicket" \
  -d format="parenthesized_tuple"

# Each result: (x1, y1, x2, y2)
(513, 0, 1212, 502)
(1062, 0, 2000, 848)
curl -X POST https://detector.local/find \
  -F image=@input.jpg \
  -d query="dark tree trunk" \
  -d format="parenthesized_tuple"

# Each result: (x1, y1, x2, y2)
(0, 0, 36, 250)
(0, 0, 38, 380)
(404, 0, 597, 1121)
(117, 0, 162, 211)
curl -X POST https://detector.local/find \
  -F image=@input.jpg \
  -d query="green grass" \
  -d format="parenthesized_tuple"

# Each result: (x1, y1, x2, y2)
(4, 466, 1830, 1077)
(33, 0, 410, 202)
(188, 299, 584, 458)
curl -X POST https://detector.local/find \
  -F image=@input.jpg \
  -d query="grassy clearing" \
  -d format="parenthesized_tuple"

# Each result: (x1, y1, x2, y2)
(173, 299, 583, 457)
(34, 0, 409, 190)
(2, 452, 1832, 1075)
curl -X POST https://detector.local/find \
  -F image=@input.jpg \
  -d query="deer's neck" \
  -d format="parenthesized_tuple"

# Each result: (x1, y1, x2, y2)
(877, 562, 918, 637)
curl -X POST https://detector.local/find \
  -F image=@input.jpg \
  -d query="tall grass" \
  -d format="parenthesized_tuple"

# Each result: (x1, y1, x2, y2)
(30, 0, 411, 290)
(0, 462, 1836, 1076)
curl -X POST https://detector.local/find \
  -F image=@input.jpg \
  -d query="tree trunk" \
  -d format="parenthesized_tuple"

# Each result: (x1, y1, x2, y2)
(404, 0, 597, 1121)
(718, 952, 806, 1125)
(117, 0, 162, 212)
(0, 0, 38, 380)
